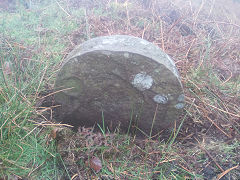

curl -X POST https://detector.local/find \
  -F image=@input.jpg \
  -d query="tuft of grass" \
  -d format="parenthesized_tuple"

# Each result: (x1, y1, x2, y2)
(0, 0, 83, 178)
(0, 50, 61, 179)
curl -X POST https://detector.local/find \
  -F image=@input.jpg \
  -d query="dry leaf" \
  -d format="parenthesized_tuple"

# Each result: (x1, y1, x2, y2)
(85, 156, 102, 173)
(50, 128, 61, 139)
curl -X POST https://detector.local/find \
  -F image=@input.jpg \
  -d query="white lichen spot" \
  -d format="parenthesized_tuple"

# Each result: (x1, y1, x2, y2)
(132, 72, 153, 91)
(124, 52, 129, 58)
(130, 61, 138, 65)
(177, 94, 185, 102)
(153, 94, 168, 104)
(175, 103, 185, 109)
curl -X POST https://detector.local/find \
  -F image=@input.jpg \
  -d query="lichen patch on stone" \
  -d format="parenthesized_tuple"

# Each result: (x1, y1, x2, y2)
(178, 94, 185, 102)
(132, 72, 153, 91)
(174, 103, 185, 109)
(153, 94, 168, 104)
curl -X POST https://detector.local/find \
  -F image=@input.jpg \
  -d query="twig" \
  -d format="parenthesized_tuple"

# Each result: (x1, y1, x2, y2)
(217, 165, 239, 180)
(141, 22, 150, 39)
(149, 104, 158, 138)
(39, 87, 74, 99)
(34, 63, 48, 100)
(193, 0, 205, 26)
(84, 8, 90, 40)
(178, 164, 192, 174)
(125, 0, 130, 31)
(185, 38, 196, 60)
(155, 158, 176, 166)
(160, 20, 165, 51)
(167, 16, 183, 34)
(221, 68, 232, 86)
(71, 174, 78, 180)
(55, 0, 71, 17)
(37, 105, 61, 109)
(33, 123, 73, 127)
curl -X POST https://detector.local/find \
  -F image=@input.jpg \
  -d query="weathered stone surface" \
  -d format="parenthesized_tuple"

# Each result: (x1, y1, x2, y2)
(54, 35, 184, 136)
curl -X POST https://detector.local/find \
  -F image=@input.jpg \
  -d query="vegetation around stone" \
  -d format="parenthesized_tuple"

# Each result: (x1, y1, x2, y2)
(0, 0, 239, 179)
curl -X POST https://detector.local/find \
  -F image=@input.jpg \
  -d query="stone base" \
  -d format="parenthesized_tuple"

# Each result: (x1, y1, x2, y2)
(54, 35, 184, 136)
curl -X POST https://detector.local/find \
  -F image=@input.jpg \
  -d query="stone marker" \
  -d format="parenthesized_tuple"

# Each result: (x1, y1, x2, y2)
(54, 35, 184, 136)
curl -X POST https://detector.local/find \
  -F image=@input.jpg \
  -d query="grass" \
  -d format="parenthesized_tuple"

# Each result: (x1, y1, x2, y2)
(0, 1, 80, 178)
(0, 0, 239, 179)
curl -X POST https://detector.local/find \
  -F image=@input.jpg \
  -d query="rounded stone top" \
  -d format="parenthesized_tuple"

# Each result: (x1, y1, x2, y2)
(55, 35, 184, 136)
(65, 35, 180, 80)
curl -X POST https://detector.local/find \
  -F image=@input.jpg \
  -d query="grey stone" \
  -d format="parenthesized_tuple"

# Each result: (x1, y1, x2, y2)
(54, 35, 184, 136)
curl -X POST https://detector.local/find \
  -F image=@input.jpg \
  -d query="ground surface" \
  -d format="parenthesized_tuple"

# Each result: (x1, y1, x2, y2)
(0, 0, 239, 179)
